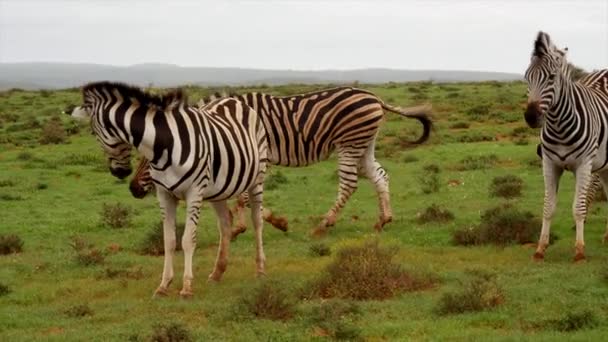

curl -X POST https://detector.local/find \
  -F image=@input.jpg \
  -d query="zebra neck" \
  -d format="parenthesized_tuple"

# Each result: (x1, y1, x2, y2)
(545, 80, 577, 130)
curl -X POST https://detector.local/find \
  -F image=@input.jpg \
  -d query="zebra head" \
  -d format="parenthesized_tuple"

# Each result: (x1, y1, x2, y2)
(77, 83, 134, 179)
(524, 31, 569, 128)
(129, 158, 154, 198)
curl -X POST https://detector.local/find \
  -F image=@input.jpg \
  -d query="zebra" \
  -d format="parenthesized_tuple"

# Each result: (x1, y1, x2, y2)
(524, 31, 608, 261)
(129, 157, 289, 237)
(129, 86, 432, 237)
(67, 81, 268, 298)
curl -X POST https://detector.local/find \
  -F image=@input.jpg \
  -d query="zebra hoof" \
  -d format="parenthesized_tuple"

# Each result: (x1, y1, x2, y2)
(573, 253, 586, 263)
(153, 287, 170, 298)
(532, 252, 545, 261)
(230, 226, 247, 241)
(179, 289, 193, 299)
(311, 227, 328, 238)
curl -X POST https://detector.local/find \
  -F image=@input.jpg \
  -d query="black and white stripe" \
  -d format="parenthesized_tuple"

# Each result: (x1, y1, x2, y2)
(71, 81, 268, 297)
(524, 31, 608, 261)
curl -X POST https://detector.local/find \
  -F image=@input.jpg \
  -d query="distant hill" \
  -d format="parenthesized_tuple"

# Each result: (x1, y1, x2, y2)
(0, 62, 523, 90)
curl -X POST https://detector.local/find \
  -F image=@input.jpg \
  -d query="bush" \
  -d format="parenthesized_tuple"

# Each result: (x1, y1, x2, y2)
(0, 283, 10, 297)
(308, 300, 361, 340)
(36, 182, 48, 190)
(100, 202, 132, 229)
(436, 272, 504, 315)
(239, 281, 295, 321)
(0, 234, 23, 255)
(489, 175, 524, 199)
(65, 304, 94, 318)
(420, 164, 441, 194)
(551, 310, 598, 332)
(310, 242, 331, 257)
(70, 236, 105, 266)
(449, 122, 470, 129)
(452, 204, 552, 246)
(39, 119, 67, 145)
(150, 322, 192, 342)
(139, 221, 185, 256)
(466, 104, 491, 119)
(417, 204, 455, 224)
(265, 170, 289, 190)
(0, 193, 24, 201)
(0, 180, 15, 187)
(457, 154, 498, 171)
(305, 240, 436, 300)
(16, 151, 33, 161)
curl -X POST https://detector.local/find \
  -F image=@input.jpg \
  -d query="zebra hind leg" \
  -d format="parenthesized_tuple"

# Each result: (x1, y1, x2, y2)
(208, 200, 232, 282)
(595, 170, 608, 244)
(230, 194, 248, 241)
(312, 147, 363, 237)
(359, 141, 392, 231)
(248, 184, 266, 276)
(572, 162, 594, 262)
(179, 197, 202, 298)
(154, 189, 178, 298)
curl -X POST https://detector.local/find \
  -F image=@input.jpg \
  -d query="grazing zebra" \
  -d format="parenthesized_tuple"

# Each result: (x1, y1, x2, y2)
(68, 82, 268, 298)
(524, 31, 608, 261)
(129, 157, 289, 237)
(131, 86, 432, 236)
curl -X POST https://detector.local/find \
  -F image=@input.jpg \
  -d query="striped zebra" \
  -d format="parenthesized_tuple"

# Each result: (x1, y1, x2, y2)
(68, 82, 268, 298)
(129, 157, 289, 237)
(130, 86, 432, 236)
(524, 31, 608, 261)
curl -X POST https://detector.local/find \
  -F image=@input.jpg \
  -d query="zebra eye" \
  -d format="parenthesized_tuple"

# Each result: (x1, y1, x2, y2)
(548, 73, 556, 81)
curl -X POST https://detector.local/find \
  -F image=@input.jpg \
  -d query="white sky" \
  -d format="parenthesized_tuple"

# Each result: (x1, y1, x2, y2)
(0, 0, 606, 73)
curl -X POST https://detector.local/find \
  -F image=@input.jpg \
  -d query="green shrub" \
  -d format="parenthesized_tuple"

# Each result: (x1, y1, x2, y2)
(139, 221, 185, 256)
(457, 154, 498, 170)
(0, 282, 10, 297)
(310, 242, 331, 257)
(489, 175, 524, 199)
(16, 151, 33, 161)
(308, 300, 361, 340)
(420, 164, 441, 194)
(436, 272, 504, 315)
(265, 170, 289, 190)
(452, 204, 553, 246)
(239, 281, 295, 321)
(65, 304, 94, 318)
(39, 119, 67, 145)
(551, 310, 598, 332)
(306, 240, 436, 300)
(0, 193, 24, 201)
(449, 122, 470, 129)
(0, 180, 15, 187)
(150, 322, 192, 342)
(100, 202, 133, 229)
(417, 204, 455, 224)
(69, 236, 105, 266)
(0, 234, 24, 255)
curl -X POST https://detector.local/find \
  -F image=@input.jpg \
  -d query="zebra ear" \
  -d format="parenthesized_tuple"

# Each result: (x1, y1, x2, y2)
(68, 106, 91, 121)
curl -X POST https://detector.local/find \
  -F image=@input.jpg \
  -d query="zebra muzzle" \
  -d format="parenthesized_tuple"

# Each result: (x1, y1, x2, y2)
(110, 166, 132, 180)
(524, 102, 543, 128)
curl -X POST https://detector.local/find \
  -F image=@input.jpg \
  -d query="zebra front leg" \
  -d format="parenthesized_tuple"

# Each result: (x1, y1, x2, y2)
(209, 200, 232, 282)
(179, 196, 202, 298)
(312, 150, 362, 237)
(572, 162, 593, 262)
(534, 159, 563, 260)
(248, 185, 266, 276)
(154, 189, 178, 297)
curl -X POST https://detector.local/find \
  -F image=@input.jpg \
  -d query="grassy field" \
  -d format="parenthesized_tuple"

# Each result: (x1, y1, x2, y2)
(2, 82, 608, 341)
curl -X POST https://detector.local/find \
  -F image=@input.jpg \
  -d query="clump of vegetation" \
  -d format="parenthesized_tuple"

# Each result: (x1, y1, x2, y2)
(65, 304, 94, 318)
(417, 204, 455, 224)
(100, 202, 133, 229)
(305, 240, 436, 300)
(466, 104, 491, 120)
(39, 118, 67, 145)
(17, 151, 33, 161)
(265, 170, 289, 190)
(457, 132, 495, 143)
(449, 122, 470, 129)
(139, 221, 185, 256)
(100, 266, 144, 280)
(402, 154, 419, 163)
(420, 164, 441, 194)
(550, 310, 598, 332)
(36, 182, 48, 190)
(0, 193, 24, 201)
(308, 300, 361, 340)
(436, 272, 504, 315)
(0, 282, 10, 297)
(0, 180, 15, 187)
(310, 242, 331, 257)
(0, 234, 24, 255)
(452, 204, 550, 246)
(238, 281, 295, 321)
(489, 175, 524, 199)
(149, 322, 192, 342)
(70, 236, 105, 266)
(457, 154, 498, 171)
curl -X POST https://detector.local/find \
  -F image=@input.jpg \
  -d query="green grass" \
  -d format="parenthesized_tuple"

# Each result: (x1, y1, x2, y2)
(1, 82, 608, 340)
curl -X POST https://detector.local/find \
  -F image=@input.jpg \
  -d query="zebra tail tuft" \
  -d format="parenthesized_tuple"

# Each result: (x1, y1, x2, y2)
(382, 103, 433, 145)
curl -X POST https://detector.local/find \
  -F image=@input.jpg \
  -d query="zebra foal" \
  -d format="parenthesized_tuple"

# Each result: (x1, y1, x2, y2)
(524, 32, 608, 261)
(68, 82, 268, 297)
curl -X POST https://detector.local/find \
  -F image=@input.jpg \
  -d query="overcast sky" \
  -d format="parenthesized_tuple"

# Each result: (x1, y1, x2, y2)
(0, 0, 606, 73)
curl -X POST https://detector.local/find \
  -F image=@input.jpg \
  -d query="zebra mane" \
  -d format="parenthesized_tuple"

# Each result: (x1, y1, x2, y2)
(81, 81, 187, 110)
(197, 90, 238, 108)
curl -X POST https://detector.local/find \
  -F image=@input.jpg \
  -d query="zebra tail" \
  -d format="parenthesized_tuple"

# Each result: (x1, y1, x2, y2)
(381, 103, 433, 145)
